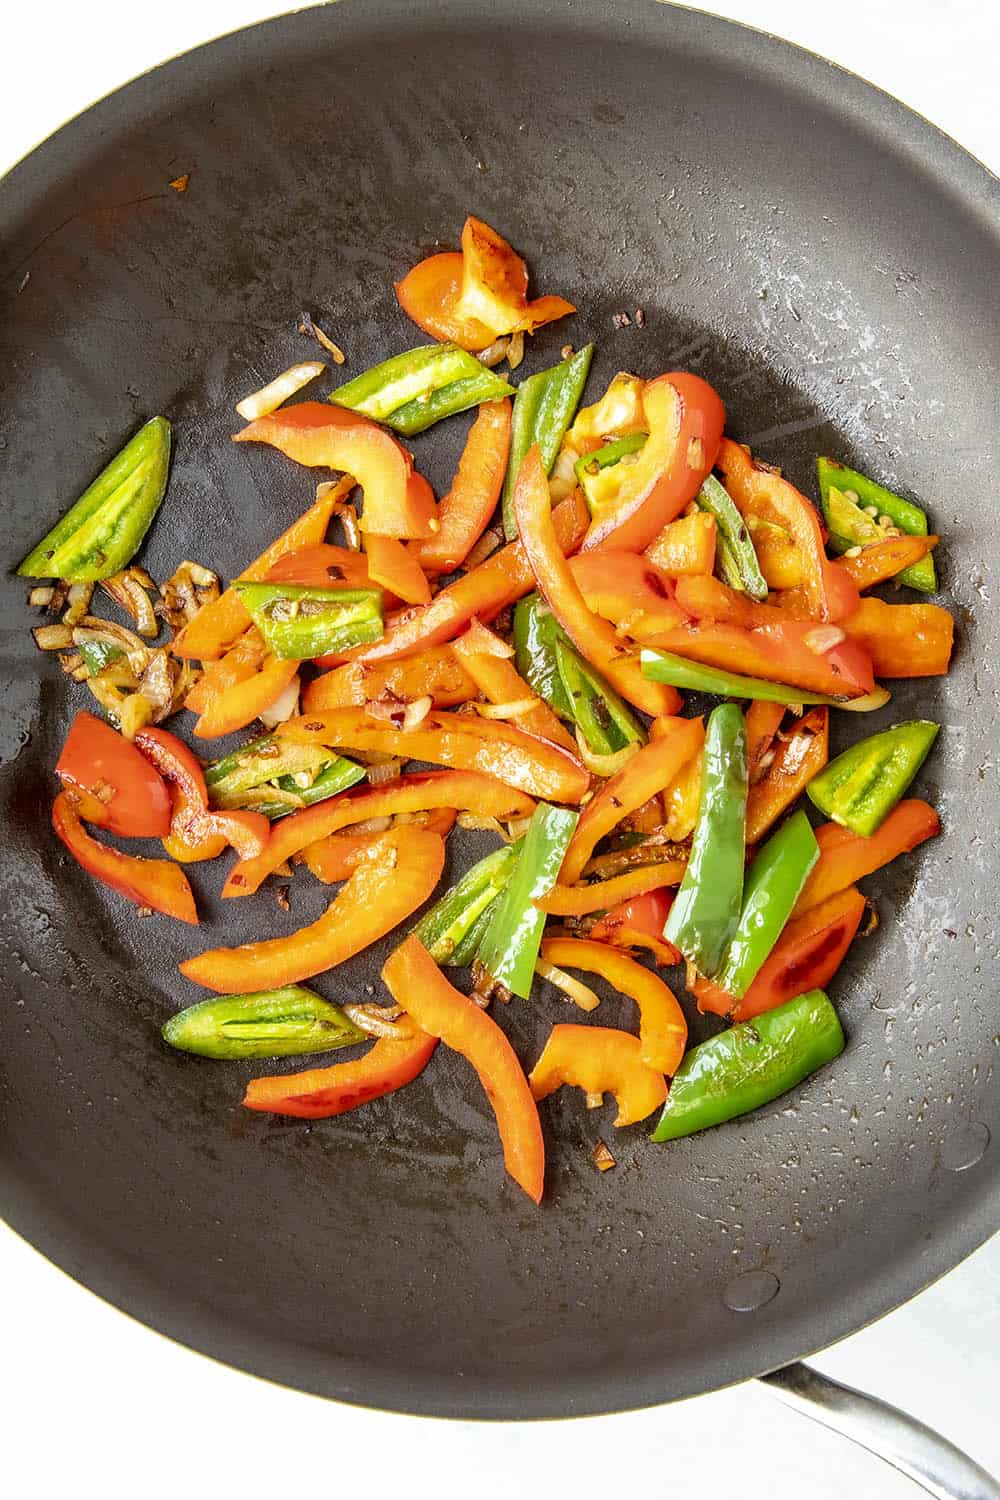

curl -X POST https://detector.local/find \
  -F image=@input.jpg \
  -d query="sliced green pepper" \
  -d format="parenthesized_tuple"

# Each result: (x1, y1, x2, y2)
(162, 986, 364, 1060)
(664, 703, 748, 976)
(806, 720, 939, 837)
(77, 638, 124, 677)
(554, 636, 645, 755)
(205, 735, 364, 819)
(233, 582, 383, 660)
(651, 989, 845, 1141)
(329, 343, 514, 437)
(477, 803, 579, 998)
(713, 810, 819, 998)
(573, 432, 648, 513)
(450, 897, 501, 969)
(513, 593, 573, 717)
(816, 456, 935, 594)
(696, 473, 769, 600)
(502, 344, 594, 538)
(640, 647, 889, 711)
(414, 842, 521, 965)
(18, 416, 172, 582)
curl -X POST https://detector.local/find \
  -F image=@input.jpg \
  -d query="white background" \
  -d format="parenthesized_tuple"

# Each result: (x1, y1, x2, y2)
(2, 3, 998, 1497)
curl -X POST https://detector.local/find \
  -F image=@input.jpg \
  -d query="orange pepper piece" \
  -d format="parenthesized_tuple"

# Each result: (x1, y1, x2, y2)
(646, 617, 874, 697)
(302, 809, 457, 884)
(52, 792, 198, 925)
(455, 216, 575, 339)
(232, 402, 437, 539)
(568, 550, 687, 639)
(244, 1028, 437, 1118)
(183, 628, 266, 715)
(842, 596, 954, 678)
(395, 252, 497, 349)
(192, 655, 299, 739)
(530, 1024, 667, 1127)
(512, 444, 679, 717)
(266, 541, 397, 603)
(645, 511, 717, 577)
(382, 934, 545, 1203)
(793, 799, 940, 917)
(837, 534, 938, 591)
(537, 863, 688, 917)
(223, 769, 532, 897)
(172, 477, 354, 661)
(583, 374, 725, 553)
(304, 645, 477, 713)
(748, 517, 804, 591)
(180, 825, 445, 993)
(409, 399, 511, 574)
(364, 533, 431, 606)
(277, 707, 590, 805)
(452, 623, 576, 752)
(560, 715, 705, 884)
(133, 726, 269, 864)
(745, 706, 829, 846)
(539, 937, 687, 1075)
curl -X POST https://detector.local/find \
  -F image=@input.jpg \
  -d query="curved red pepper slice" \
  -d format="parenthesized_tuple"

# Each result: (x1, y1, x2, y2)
(529, 1024, 667, 1127)
(793, 799, 939, 917)
(243, 1029, 437, 1118)
(568, 550, 687, 639)
(233, 402, 437, 539)
(302, 808, 457, 884)
(304, 645, 477, 712)
(52, 792, 198, 924)
(582, 373, 724, 554)
(364, 533, 431, 606)
(539, 937, 687, 1075)
(56, 710, 171, 838)
(382, 934, 545, 1203)
(409, 398, 511, 575)
(134, 727, 269, 863)
(588, 888, 681, 968)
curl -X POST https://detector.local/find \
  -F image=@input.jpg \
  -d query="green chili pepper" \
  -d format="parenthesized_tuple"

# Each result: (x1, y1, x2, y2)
(664, 703, 748, 976)
(816, 457, 935, 594)
(18, 416, 171, 582)
(573, 432, 648, 513)
(502, 344, 594, 538)
(450, 897, 501, 969)
(695, 474, 769, 600)
(329, 343, 514, 436)
(651, 989, 845, 1141)
(77, 638, 124, 677)
(806, 720, 939, 837)
(414, 842, 521, 965)
(233, 582, 383, 660)
(477, 803, 579, 998)
(713, 810, 819, 998)
(554, 636, 645, 755)
(162, 986, 364, 1060)
(205, 735, 364, 819)
(639, 647, 890, 712)
(513, 594, 573, 717)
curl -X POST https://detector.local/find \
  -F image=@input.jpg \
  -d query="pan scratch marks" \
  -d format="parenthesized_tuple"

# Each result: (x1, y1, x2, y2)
(1, 193, 170, 288)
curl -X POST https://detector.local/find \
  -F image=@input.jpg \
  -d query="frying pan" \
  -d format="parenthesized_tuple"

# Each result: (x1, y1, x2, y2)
(1, 0, 998, 1479)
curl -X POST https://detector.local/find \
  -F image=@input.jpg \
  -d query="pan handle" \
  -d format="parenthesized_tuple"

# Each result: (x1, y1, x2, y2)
(760, 1362, 1000, 1500)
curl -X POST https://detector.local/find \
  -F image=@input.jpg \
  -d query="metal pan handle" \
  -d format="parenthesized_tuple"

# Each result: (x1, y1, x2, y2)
(760, 1362, 1000, 1500)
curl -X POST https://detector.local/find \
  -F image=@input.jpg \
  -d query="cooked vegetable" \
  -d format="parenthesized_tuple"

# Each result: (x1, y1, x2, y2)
(501, 345, 594, 537)
(588, 888, 681, 967)
(476, 802, 579, 998)
(640, 646, 890, 711)
(806, 720, 939, 837)
(383, 935, 545, 1202)
(134, 726, 270, 863)
(652, 990, 844, 1141)
(555, 635, 646, 755)
(55, 710, 171, 838)
(644, 510, 717, 578)
(537, 861, 687, 916)
(233, 581, 383, 660)
(842, 598, 953, 679)
(52, 791, 197, 924)
(574, 432, 648, 513)
(329, 343, 513, 435)
(163, 986, 365, 1059)
(817, 456, 935, 593)
(236, 362, 325, 421)
(538, 937, 687, 1075)
(410, 400, 512, 574)
(453, 623, 576, 751)
(712, 810, 819, 999)
(414, 842, 521, 965)
(836, 534, 937, 592)
(19, 417, 171, 582)
(244, 1028, 437, 1117)
(664, 703, 748, 976)
(695, 473, 768, 599)
(793, 799, 940, 916)
(205, 734, 362, 808)
(745, 706, 829, 845)
(192, 653, 300, 740)
(530, 1025, 667, 1127)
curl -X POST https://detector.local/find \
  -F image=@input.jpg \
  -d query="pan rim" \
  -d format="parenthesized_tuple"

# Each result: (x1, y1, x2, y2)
(1, 0, 998, 1418)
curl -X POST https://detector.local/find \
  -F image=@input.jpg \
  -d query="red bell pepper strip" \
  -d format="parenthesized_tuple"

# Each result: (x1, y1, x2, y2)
(513, 444, 679, 717)
(276, 707, 590, 805)
(793, 799, 940, 917)
(581, 374, 725, 553)
(837, 534, 938, 592)
(568, 550, 688, 639)
(452, 624, 577, 752)
(645, 617, 874, 698)
(537, 862, 688, 917)
(560, 715, 705, 884)
(232, 402, 437, 539)
(716, 438, 859, 622)
(588, 889, 681, 967)
(192, 654, 299, 739)
(364, 533, 431, 606)
(644, 511, 717, 577)
(243, 1027, 437, 1118)
(409, 399, 511, 574)
(842, 597, 954, 678)
(52, 792, 198, 925)
(133, 727, 269, 864)
(539, 937, 688, 1075)
(529, 1024, 668, 1127)
(302, 808, 457, 884)
(382, 934, 545, 1203)
(694, 886, 866, 1021)
(184, 628, 266, 715)
(223, 769, 534, 897)
(395, 252, 498, 350)
(304, 645, 477, 712)
(181, 825, 445, 992)
(55, 710, 171, 838)
(171, 477, 353, 661)
(346, 492, 590, 667)
(745, 706, 829, 846)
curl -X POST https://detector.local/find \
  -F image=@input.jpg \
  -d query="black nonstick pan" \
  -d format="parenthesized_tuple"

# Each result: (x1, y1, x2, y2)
(1, 0, 998, 1477)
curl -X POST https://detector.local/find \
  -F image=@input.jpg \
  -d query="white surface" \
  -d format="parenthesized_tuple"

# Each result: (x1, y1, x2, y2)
(2, 3, 998, 1497)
